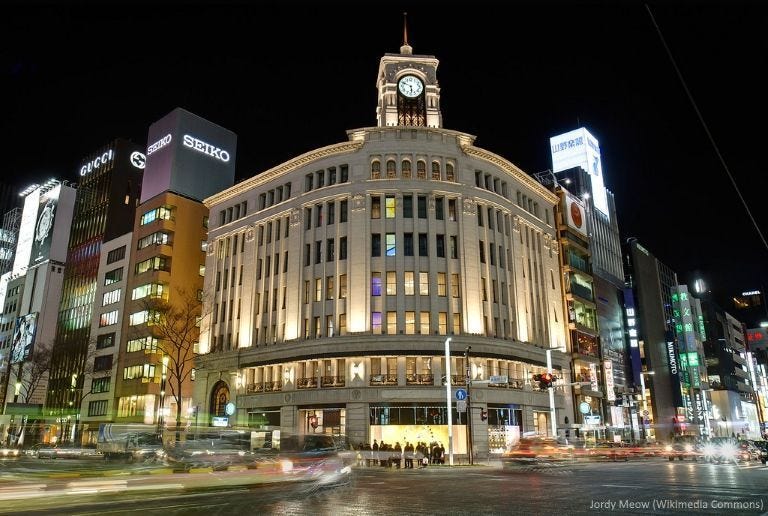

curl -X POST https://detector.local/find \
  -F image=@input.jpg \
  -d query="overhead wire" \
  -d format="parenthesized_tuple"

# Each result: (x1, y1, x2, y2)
(645, 3, 768, 253)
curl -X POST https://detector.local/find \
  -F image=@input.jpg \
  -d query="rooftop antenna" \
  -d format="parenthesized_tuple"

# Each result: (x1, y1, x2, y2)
(400, 12, 412, 55)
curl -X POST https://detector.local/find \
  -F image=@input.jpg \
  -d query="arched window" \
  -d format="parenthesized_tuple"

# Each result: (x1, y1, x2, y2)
(432, 161, 441, 180)
(401, 160, 412, 179)
(417, 160, 426, 179)
(210, 381, 230, 418)
(371, 160, 381, 179)
(386, 159, 396, 178)
(446, 163, 455, 182)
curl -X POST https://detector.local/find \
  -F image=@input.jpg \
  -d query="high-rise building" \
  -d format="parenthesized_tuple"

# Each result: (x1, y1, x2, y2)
(194, 39, 572, 456)
(546, 130, 630, 432)
(96, 109, 237, 438)
(45, 140, 143, 443)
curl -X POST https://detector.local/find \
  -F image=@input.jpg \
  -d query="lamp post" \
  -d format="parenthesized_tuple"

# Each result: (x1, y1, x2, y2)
(465, 345, 473, 465)
(444, 337, 454, 466)
(546, 349, 557, 438)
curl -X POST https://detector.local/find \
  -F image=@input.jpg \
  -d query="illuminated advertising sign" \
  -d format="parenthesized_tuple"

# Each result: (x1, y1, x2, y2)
(666, 330, 684, 406)
(564, 191, 587, 237)
(141, 108, 237, 203)
(589, 363, 599, 392)
(13, 187, 41, 275)
(79, 149, 114, 176)
(11, 312, 38, 363)
(550, 127, 610, 220)
(604, 360, 616, 401)
(29, 185, 59, 266)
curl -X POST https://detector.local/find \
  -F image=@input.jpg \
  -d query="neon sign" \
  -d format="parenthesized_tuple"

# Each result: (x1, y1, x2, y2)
(182, 134, 230, 162)
(147, 134, 172, 155)
(79, 150, 114, 176)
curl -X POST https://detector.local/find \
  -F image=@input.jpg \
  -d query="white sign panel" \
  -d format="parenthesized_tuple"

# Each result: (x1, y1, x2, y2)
(13, 187, 40, 275)
(589, 363, 599, 392)
(604, 360, 616, 401)
(550, 127, 610, 220)
(564, 191, 587, 237)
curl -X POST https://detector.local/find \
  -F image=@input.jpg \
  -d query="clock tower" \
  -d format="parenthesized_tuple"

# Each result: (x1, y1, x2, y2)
(376, 21, 442, 128)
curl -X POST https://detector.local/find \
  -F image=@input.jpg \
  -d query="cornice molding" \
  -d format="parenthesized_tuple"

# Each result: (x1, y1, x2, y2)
(461, 145, 559, 204)
(204, 140, 364, 208)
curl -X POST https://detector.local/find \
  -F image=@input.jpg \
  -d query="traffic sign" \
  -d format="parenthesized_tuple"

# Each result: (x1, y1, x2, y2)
(456, 400, 467, 412)
(455, 389, 467, 401)
(489, 375, 508, 385)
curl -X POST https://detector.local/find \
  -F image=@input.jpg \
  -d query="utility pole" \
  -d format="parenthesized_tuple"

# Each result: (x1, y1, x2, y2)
(465, 346, 473, 465)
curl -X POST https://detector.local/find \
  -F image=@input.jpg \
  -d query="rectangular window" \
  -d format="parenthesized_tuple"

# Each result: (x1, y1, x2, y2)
(477, 207, 484, 227)
(450, 236, 458, 259)
(340, 200, 348, 222)
(339, 274, 347, 299)
(403, 195, 413, 218)
(304, 244, 311, 267)
(326, 276, 335, 300)
(106, 246, 126, 264)
(448, 199, 457, 221)
(314, 241, 322, 264)
(104, 268, 123, 286)
(371, 196, 381, 219)
(405, 271, 415, 295)
(452, 313, 461, 334)
(386, 233, 396, 256)
(420, 311, 430, 335)
(99, 310, 119, 327)
(305, 173, 313, 192)
(372, 312, 382, 335)
(386, 271, 397, 295)
(387, 311, 397, 334)
(435, 197, 444, 220)
(304, 281, 310, 304)
(102, 289, 121, 306)
(385, 195, 396, 218)
(135, 256, 169, 275)
(372, 272, 382, 296)
(438, 312, 447, 335)
(451, 273, 460, 297)
(418, 233, 428, 256)
(479, 241, 486, 263)
(96, 333, 115, 350)
(315, 278, 322, 302)
(339, 237, 347, 260)
(340, 164, 349, 182)
(304, 208, 312, 230)
(405, 311, 416, 334)
(417, 195, 427, 218)
(93, 355, 113, 372)
(127, 336, 158, 353)
(436, 234, 445, 258)
(88, 399, 109, 417)
(326, 238, 335, 261)
(327, 202, 335, 225)
(137, 231, 171, 250)
(132, 283, 165, 300)
(419, 272, 429, 295)
(437, 273, 446, 296)
(371, 233, 381, 257)
(91, 377, 111, 394)
(404, 233, 414, 256)
(140, 206, 173, 225)
(315, 204, 323, 227)
(490, 245, 496, 266)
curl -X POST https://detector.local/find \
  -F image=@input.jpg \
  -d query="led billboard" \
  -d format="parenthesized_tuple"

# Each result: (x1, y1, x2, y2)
(550, 127, 610, 220)
(13, 188, 40, 275)
(29, 186, 58, 266)
(11, 312, 38, 363)
(141, 108, 237, 203)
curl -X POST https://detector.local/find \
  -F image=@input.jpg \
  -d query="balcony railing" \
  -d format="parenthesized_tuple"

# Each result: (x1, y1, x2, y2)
(296, 377, 317, 389)
(321, 376, 345, 387)
(369, 374, 398, 386)
(246, 381, 282, 393)
(406, 373, 434, 385)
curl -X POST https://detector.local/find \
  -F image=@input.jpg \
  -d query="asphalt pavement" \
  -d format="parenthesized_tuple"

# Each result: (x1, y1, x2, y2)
(0, 458, 766, 515)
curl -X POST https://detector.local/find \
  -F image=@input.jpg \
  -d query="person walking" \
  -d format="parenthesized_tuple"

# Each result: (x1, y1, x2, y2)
(404, 441, 414, 468)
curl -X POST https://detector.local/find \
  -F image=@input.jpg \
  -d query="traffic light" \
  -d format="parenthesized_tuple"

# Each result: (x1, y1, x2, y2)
(533, 372, 557, 390)
(480, 409, 488, 422)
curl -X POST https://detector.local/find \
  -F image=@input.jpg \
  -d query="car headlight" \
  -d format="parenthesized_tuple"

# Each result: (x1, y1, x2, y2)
(665, 445, 673, 452)
(280, 459, 294, 473)
(684, 444, 693, 452)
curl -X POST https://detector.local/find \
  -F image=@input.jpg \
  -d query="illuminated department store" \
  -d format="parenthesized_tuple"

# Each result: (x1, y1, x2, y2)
(194, 38, 574, 457)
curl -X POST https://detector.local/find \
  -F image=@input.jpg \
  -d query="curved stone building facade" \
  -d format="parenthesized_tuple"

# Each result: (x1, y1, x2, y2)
(194, 43, 573, 457)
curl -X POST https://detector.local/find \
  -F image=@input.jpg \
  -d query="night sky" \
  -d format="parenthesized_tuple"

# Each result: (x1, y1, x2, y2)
(3, 1, 767, 308)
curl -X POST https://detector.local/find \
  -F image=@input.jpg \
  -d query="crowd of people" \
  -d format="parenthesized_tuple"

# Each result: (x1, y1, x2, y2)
(356, 440, 446, 468)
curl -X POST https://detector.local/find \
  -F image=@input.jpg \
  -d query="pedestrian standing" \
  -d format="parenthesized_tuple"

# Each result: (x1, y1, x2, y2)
(394, 442, 402, 469)
(404, 441, 414, 468)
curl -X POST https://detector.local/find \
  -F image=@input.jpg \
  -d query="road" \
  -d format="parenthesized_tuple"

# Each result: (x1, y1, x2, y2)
(1, 459, 766, 515)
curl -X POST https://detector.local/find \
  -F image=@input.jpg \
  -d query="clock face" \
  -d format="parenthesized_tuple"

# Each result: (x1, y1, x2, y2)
(570, 201, 583, 228)
(398, 75, 424, 98)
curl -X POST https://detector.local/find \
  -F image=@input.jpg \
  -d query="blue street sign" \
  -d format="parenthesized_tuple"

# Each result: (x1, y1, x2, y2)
(455, 389, 467, 401)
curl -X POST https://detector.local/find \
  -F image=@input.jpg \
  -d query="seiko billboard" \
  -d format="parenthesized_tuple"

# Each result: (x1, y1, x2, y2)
(550, 127, 610, 220)
(141, 108, 237, 203)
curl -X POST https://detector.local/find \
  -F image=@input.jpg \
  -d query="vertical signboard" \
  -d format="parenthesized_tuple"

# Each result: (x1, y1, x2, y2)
(29, 185, 60, 266)
(550, 127, 610, 220)
(665, 329, 684, 407)
(11, 312, 38, 363)
(604, 359, 616, 401)
(623, 287, 643, 388)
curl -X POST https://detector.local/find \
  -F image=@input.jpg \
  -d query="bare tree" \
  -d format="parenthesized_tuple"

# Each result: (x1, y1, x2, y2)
(140, 288, 201, 441)
(20, 341, 53, 404)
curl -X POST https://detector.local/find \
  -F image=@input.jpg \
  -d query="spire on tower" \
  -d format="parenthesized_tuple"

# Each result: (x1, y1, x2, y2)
(400, 12, 413, 55)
